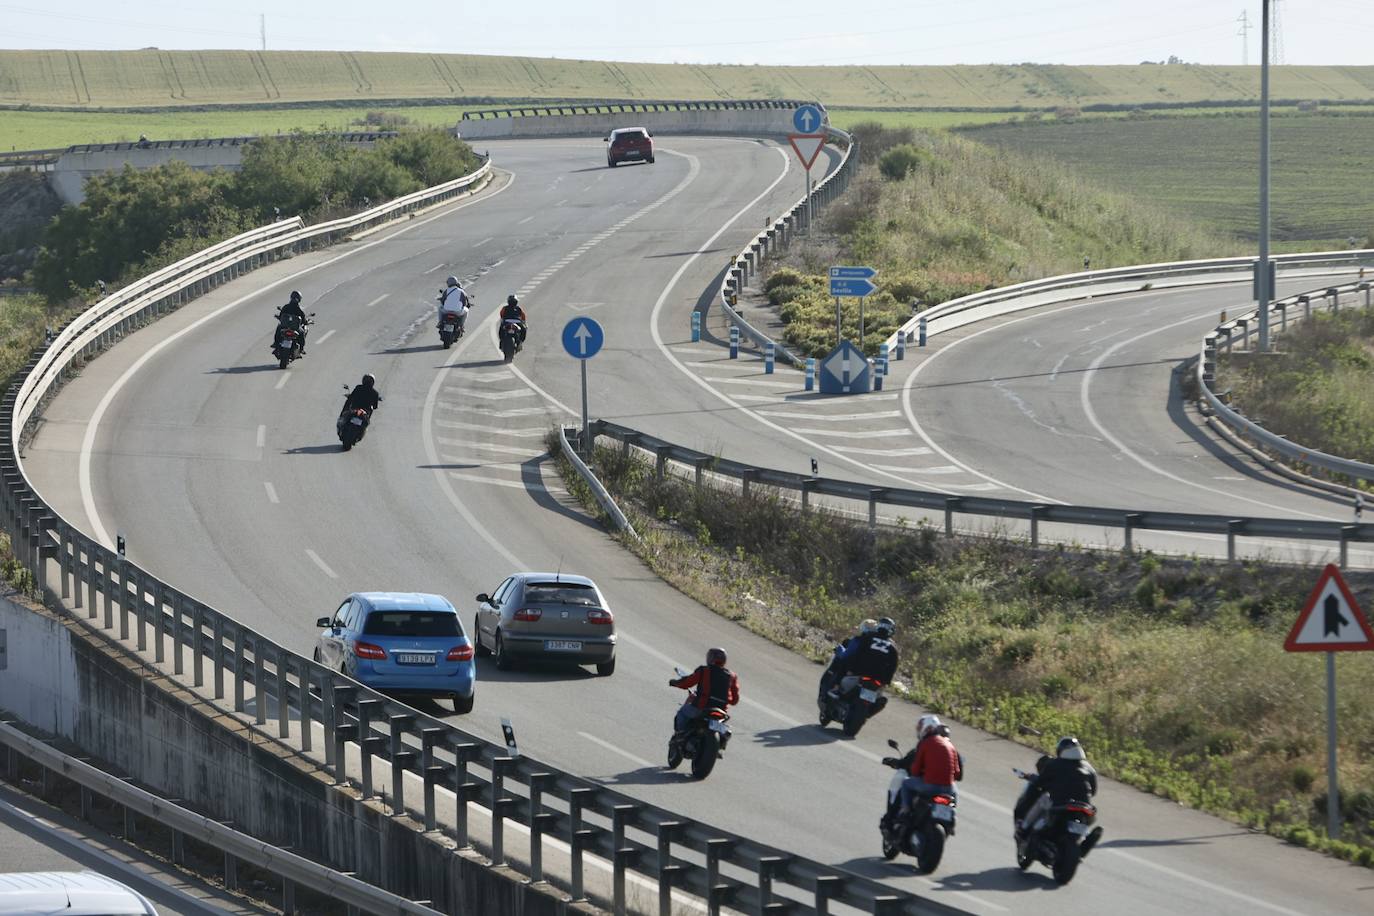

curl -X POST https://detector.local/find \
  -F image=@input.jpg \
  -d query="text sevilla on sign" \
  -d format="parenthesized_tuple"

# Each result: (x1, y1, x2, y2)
(788, 134, 826, 171)
(1284, 563, 1374, 652)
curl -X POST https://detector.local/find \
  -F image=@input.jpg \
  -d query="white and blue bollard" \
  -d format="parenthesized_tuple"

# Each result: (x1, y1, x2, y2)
(805, 357, 815, 391)
(895, 335, 905, 360)
(874, 356, 885, 391)
(918, 317, 928, 347)
(764, 341, 775, 374)
(879, 342, 889, 367)
(729, 325, 740, 359)
(691, 311, 701, 342)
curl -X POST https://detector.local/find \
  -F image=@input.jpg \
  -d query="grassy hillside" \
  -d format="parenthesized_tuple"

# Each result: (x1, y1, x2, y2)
(3, 51, 1374, 110)
(959, 112, 1374, 246)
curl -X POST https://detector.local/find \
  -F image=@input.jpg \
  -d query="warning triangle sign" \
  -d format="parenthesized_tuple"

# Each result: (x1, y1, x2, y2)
(1284, 564, 1374, 652)
(788, 134, 826, 171)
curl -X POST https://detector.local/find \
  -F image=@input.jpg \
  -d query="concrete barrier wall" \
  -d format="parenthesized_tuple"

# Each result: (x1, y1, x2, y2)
(0, 590, 78, 735)
(457, 108, 799, 140)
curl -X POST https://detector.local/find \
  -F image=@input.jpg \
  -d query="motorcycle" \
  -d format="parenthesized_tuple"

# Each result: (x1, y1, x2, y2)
(1012, 767, 1103, 885)
(335, 386, 380, 452)
(666, 667, 732, 780)
(880, 739, 955, 873)
(272, 310, 314, 369)
(818, 662, 887, 737)
(436, 288, 472, 349)
(499, 318, 525, 363)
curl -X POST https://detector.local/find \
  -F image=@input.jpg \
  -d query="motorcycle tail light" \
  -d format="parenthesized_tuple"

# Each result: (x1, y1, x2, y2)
(283, 330, 296, 338)
(1066, 803, 1096, 815)
(352, 641, 387, 660)
(586, 609, 613, 625)
(513, 608, 542, 621)
(861, 676, 882, 687)
(932, 795, 953, 805)
(443, 312, 459, 320)
(447, 644, 474, 661)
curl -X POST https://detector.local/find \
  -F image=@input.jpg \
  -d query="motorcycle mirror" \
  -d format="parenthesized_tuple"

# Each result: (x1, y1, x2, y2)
(674, 666, 688, 678)
(887, 739, 899, 750)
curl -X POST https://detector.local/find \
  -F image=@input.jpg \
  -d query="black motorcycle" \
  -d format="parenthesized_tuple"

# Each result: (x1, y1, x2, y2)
(499, 318, 525, 363)
(1013, 767, 1103, 885)
(336, 387, 380, 451)
(436, 288, 472, 349)
(880, 739, 956, 874)
(819, 670, 887, 737)
(272, 310, 313, 369)
(666, 668, 732, 780)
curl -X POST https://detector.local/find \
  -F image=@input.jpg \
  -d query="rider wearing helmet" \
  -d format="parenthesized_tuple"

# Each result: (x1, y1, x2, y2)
(1014, 737, 1099, 841)
(669, 647, 740, 751)
(818, 618, 877, 699)
(825, 615, 899, 709)
(500, 294, 528, 343)
(887, 714, 963, 820)
(342, 373, 381, 415)
(436, 276, 470, 332)
(276, 290, 309, 354)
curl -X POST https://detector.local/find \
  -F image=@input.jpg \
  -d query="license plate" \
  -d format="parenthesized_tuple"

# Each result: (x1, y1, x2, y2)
(545, 640, 582, 651)
(859, 687, 878, 702)
(350, 416, 364, 425)
(1067, 821, 1089, 835)
(396, 653, 434, 665)
(931, 805, 953, 822)
(708, 718, 729, 734)
(442, 323, 454, 332)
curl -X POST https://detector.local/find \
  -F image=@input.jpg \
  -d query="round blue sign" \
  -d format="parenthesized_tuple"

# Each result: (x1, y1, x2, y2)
(561, 317, 604, 360)
(792, 104, 823, 134)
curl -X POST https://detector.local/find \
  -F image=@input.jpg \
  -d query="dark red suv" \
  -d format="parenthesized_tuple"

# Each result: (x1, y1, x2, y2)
(606, 127, 654, 167)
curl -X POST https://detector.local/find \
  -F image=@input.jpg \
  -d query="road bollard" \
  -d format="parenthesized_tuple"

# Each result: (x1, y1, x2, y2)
(874, 358, 885, 391)
(690, 311, 701, 342)
(918, 317, 927, 347)
(764, 341, 774, 374)
(895, 335, 905, 360)
(879, 342, 889, 368)
(729, 325, 739, 359)
(805, 357, 815, 391)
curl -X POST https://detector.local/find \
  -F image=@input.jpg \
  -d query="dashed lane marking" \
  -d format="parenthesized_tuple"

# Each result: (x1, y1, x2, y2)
(305, 549, 337, 578)
(792, 427, 910, 438)
(264, 482, 279, 503)
(365, 294, 388, 308)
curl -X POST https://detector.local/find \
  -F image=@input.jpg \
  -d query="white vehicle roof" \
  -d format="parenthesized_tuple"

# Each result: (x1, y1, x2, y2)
(0, 870, 158, 914)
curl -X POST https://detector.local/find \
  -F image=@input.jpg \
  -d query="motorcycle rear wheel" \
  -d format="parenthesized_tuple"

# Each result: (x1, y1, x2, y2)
(916, 823, 946, 874)
(1052, 835, 1081, 885)
(278, 354, 290, 369)
(842, 695, 868, 737)
(690, 733, 719, 779)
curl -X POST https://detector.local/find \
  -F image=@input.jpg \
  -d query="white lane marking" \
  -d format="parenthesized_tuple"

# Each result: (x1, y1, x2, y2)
(684, 360, 731, 367)
(442, 457, 529, 470)
(793, 427, 911, 438)
(314, 328, 336, 345)
(473, 237, 492, 247)
(435, 437, 544, 457)
(728, 394, 777, 402)
(78, 168, 514, 548)
(554, 199, 568, 207)
(304, 549, 338, 579)
(1080, 312, 1330, 520)
(832, 446, 933, 456)
(255, 424, 266, 448)
(447, 405, 548, 418)
(897, 465, 961, 474)
(365, 293, 389, 308)
(445, 371, 512, 384)
(264, 482, 279, 504)
(701, 376, 798, 389)
(445, 471, 564, 492)
(757, 410, 903, 421)
(461, 388, 537, 401)
(517, 215, 534, 225)
(425, 263, 446, 273)
(435, 419, 546, 437)
(672, 348, 718, 356)
(273, 372, 291, 390)
(579, 731, 655, 769)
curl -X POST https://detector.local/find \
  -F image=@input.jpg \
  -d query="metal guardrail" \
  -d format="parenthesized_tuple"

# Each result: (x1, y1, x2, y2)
(586, 419, 1374, 566)
(716, 126, 857, 364)
(1, 135, 963, 914)
(461, 98, 820, 120)
(0, 719, 443, 915)
(1198, 278, 1374, 482)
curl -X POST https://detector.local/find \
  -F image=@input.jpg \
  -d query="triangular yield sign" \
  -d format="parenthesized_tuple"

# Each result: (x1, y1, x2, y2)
(1284, 564, 1374, 652)
(788, 134, 826, 171)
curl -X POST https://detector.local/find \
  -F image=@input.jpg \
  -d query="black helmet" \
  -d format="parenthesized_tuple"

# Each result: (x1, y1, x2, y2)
(1056, 736, 1085, 760)
(507, 294, 519, 307)
(875, 616, 895, 637)
(360, 373, 376, 388)
(706, 647, 727, 667)
(289, 290, 302, 303)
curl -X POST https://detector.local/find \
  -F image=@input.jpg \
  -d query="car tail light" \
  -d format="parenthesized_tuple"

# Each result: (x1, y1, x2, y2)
(587, 609, 613, 625)
(447, 644, 474, 661)
(513, 608, 542, 621)
(352, 641, 386, 660)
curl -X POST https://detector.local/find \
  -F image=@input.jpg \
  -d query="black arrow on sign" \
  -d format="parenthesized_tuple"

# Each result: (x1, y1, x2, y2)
(1324, 594, 1350, 637)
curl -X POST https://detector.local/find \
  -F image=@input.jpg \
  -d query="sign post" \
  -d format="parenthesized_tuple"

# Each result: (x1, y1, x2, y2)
(789, 107, 826, 235)
(561, 317, 605, 452)
(829, 267, 879, 347)
(1283, 563, 1374, 840)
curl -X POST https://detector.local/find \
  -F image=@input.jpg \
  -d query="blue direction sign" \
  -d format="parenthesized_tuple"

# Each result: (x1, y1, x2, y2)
(561, 317, 604, 360)
(830, 266, 878, 280)
(830, 277, 878, 298)
(818, 340, 872, 394)
(793, 104, 823, 134)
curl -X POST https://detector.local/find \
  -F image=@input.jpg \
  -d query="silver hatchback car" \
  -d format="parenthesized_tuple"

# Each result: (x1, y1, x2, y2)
(473, 572, 617, 675)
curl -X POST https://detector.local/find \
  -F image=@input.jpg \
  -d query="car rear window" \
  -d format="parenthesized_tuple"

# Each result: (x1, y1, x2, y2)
(615, 130, 646, 142)
(363, 611, 461, 636)
(525, 583, 600, 606)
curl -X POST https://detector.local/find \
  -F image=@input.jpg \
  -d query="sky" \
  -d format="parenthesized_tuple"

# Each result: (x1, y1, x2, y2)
(3, 1, 1373, 67)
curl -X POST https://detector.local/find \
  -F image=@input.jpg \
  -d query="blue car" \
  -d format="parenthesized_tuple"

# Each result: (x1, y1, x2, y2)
(315, 592, 475, 714)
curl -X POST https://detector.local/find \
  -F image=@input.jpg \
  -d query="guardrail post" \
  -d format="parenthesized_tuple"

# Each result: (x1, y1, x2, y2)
(1238, 317, 1250, 350)
(1340, 525, 1356, 568)
(655, 446, 670, 480)
(814, 875, 846, 915)
(1123, 513, 1142, 552)
(705, 838, 736, 916)
(656, 821, 686, 916)
(1328, 287, 1339, 314)
(872, 896, 905, 914)
(741, 468, 755, 499)
(944, 497, 963, 537)
(764, 341, 775, 374)
(691, 311, 701, 342)
(132, 571, 147, 652)
(569, 787, 598, 901)
(490, 756, 517, 866)
(84, 540, 99, 621)
(268, 645, 289, 737)
(419, 728, 446, 831)
(253, 636, 267, 725)
(332, 686, 357, 785)
(1279, 302, 1288, 333)
(612, 804, 641, 916)
(58, 525, 71, 601)
(357, 699, 384, 799)
(1300, 294, 1311, 319)
(224, 851, 237, 891)
(1227, 519, 1244, 562)
(1202, 338, 1217, 386)
(452, 742, 480, 848)
(868, 489, 886, 529)
(528, 773, 558, 883)
(1030, 505, 1049, 548)
(805, 357, 815, 391)
(388, 714, 415, 816)
(758, 855, 791, 912)
(212, 614, 225, 699)
(729, 326, 740, 359)
(295, 657, 312, 754)
(694, 457, 710, 490)
(801, 478, 816, 511)
(233, 626, 246, 712)
(1223, 326, 1235, 354)
(1361, 281, 1371, 308)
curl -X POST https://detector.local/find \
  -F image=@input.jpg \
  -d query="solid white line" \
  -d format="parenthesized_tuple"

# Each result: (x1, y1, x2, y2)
(255, 424, 266, 448)
(702, 376, 797, 389)
(461, 388, 537, 401)
(365, 293, 389, 308)
(473, 237, 492, 247)
(435, 438, 543, 456)
(264, 482, 279, 504)
(444, 472, 557, 491)
(304, 549, 338, 579)
(792, 427, 910, 438)
(831, 446, 933, 456)
(517, 215, 534, 225)
(435, 419, 547, 436)
(425, 263, 445, 273)
(578, 731, 655, 769)
(314, 328, 336, 345)
(757, 410, 903, 421)
(273, 371, 291, 390)
(875, 464, 959, 474)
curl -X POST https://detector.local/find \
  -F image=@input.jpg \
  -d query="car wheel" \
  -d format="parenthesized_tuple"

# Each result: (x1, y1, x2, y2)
(452, 692, 474, 714)
(494, 631, 513, 671)
(648, 155, 655, 164)
(608, 157, 617, 168)
(473, 615, 491, 656)
(596, 657, 616, 677)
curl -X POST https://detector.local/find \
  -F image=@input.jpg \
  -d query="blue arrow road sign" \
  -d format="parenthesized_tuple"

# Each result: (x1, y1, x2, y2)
(830, 265, 877, 280)
(793, 104, 823, 134)
(829, 277, 878, 298)
(561, 317, 604, 360)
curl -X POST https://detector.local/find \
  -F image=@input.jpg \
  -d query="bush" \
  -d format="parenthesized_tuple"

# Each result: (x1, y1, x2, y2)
(878, 144, 930, 181)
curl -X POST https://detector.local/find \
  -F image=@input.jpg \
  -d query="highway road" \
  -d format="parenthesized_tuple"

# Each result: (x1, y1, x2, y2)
(22, 135, 1374, 914)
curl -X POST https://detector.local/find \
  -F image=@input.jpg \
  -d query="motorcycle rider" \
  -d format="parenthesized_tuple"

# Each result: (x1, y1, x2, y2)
(824, 616, 899, 713)
(436, 276, 470, 332)
(1014, 736, 1099, 844)
(819, 618, 876, 698)
(338, 373, 381, 428)
(275, 290, 310, 355)
(669, 647, 740, 754)
(500, 294, 528, 344)
(890, 714, 963, 822)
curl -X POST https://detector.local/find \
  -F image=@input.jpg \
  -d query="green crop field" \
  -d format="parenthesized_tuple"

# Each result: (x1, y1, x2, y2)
(2, 50, 1373, 110)
(958, 112, 1374, 246)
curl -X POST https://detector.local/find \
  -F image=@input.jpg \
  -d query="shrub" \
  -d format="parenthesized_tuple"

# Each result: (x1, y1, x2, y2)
(878, 144, 930, 181)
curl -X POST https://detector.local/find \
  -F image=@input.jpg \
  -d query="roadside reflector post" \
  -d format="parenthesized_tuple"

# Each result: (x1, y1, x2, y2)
(691, 311, 701, 342)
(805, 357, 815, 391)
(918, 317, 927, 347)
(764, 341, 775, 374)
(729, 325, 740, 359)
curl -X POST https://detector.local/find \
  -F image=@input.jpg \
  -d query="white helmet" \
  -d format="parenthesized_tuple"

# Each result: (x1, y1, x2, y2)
(916, 714, 942, 740)
(446, 275, 460, 287)
(1056, 736, 1086, 760)
(859, 618, 878, 635)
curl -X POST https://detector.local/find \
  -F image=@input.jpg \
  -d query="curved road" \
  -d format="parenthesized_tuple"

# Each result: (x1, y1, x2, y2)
(23, 136, 1372, 915)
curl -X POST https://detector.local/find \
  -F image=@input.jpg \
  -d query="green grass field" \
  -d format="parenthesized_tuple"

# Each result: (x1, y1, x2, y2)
(3, 51, 1373, 110)
(959, 112, 1374, 245)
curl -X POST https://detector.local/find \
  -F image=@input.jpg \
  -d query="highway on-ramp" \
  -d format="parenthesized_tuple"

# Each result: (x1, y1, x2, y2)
(22, 136, 1372, 914)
